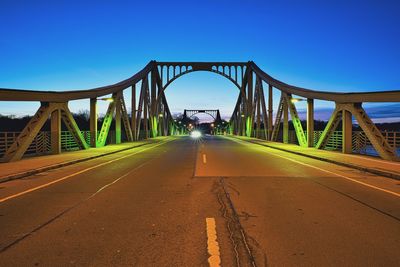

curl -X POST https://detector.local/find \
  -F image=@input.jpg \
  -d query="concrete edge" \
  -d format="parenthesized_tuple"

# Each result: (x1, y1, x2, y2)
(0, 141, 160, 184)
(230, 136, 400, 181)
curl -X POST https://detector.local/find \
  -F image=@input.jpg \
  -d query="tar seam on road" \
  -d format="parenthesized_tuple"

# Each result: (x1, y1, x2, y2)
(219, 178, 258, 267)
(230, 138, 400, 198)
(0, 159, 153, 253)
(206, 217, 221, 267)
(0, 139, 174, 204)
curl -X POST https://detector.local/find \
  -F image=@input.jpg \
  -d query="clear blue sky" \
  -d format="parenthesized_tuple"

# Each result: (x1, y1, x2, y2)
(1, 0, 399, 121)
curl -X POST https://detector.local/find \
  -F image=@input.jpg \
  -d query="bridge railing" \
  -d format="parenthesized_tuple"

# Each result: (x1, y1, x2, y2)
(1, 60, 399, 162)
(0, 130, 146, 159)
(254, 129, 400, 157)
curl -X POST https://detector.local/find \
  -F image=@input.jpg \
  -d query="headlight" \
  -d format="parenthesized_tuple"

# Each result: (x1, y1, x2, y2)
(190, 130, 202, 138)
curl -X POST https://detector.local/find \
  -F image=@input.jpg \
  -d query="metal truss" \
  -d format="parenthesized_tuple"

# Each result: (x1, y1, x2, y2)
(282, 93, 307, 147)
(183, 109, 222, 124)
(271, 96, 284, 142)
(0, 60, 399, 161)
(2, 102, 88, 162)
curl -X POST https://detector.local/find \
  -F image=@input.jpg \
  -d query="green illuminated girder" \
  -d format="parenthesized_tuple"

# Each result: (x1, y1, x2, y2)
(283, 93, 307, 147)
(61, 104, 89, 150)
(97, 93, 117, 147)
(346, 103, 398, 161)
(315, 107, 342, 149)
(150, 115, 158, 137)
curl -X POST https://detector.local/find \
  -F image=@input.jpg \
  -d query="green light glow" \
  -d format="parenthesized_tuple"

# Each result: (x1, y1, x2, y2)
(151, 116, 158, 137)
(99, 97, 114, 102)
(245, 116, 252, 137)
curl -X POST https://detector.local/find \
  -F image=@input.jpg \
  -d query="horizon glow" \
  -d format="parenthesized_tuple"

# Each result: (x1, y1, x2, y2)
(0, 1, 399, 122)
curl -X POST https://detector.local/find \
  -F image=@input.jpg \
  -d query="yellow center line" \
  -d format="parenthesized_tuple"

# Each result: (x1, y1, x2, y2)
(206, 217, 221, 267)
(203, 154, 207, 164)
(0, 139, 172, 204)
(231, 138, 400, 198)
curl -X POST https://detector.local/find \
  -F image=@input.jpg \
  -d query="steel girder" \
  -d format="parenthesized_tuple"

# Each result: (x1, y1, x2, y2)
(2, 102, 88, 162)
(97, 93, 117, 147)
(60, 104, 89, 150)
(343, 103, 397, 161)
(282, 93, 307, 147)
(271, 96, 284, 142)
(315, 107, 342, 149)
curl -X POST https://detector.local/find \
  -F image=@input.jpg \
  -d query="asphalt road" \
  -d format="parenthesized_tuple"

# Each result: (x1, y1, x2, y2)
(0, 135, 399, 266)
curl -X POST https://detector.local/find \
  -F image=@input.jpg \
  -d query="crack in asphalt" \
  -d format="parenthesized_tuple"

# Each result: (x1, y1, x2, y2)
(215, 177, 260, 267)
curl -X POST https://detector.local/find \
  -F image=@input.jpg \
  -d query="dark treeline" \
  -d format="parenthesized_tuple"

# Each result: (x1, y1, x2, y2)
(0, 113, 399, 132)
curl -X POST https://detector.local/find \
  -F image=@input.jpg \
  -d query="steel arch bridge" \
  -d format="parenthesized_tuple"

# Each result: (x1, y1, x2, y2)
(0, 60, 399, 162)
(183, 109, 222, 124)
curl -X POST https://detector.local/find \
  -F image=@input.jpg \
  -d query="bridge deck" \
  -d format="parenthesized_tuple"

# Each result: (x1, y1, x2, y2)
(231, 136, 400, 180)
(0, 137, 170, 183)
(0, 135, 398, 183)
(0, 135, 399, 266)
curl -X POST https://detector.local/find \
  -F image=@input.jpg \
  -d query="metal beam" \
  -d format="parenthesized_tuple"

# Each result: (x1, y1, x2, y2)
(90, 98, 97, 147)
(119, 92, 133, 142)
(283, 93, 307, 146)
(60, 104, 89, 150)
(97, 93, 117, 147)
(131, 84, 137, 140)
(2, 103, 55, 162)
(258, 79, 269, 140)
(315, 107, 342, 149)
(51, 108, 61, 154)
(283, 95, 289, 144)
(271, 96, 284, 142)
(342, 109, 352, 154)
(346, 103, 398, 161)
(1, 61, 399, 103)
(268, 84, 273, 140)
(307, 99, 314, 147)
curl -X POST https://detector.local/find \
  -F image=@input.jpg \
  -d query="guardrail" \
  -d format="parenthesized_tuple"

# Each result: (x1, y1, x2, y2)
(0, 130, 137, 159)
(254, 129, 399, 157)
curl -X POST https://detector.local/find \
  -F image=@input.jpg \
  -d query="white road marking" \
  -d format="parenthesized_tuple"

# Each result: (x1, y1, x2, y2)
(0, 139, 173, 204)
(258, 146, 400, 197)
(206, 217, 221, 267)
(203, 154, 207, 164)
(230, 138, 400, 198)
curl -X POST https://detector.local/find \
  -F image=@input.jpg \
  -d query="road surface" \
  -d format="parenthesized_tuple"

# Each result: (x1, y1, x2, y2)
(0, 135, 399, 266)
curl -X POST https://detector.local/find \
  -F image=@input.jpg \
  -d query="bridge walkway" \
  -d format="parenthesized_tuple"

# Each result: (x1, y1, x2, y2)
(228, 136, 400, 180)
(0, 135, 399, 183)
(0, 137, 171, 183)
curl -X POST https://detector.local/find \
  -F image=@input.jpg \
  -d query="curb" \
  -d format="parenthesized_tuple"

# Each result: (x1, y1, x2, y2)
(0, 141, 159, 184)
(232, 137, 400, 181)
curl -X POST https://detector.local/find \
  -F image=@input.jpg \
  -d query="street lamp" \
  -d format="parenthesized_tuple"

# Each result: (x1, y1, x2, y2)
(291, 97, 306, 103)
(98, 97, 114, 102)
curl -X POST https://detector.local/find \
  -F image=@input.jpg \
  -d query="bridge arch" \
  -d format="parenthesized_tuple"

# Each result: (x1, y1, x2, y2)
(156, 62, 248, 104)
(187, 111, 216, 120)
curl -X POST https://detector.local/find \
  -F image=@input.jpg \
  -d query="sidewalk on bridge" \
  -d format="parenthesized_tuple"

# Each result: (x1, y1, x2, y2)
(230, 136, 400, 180)
(0, 137, 169, 183)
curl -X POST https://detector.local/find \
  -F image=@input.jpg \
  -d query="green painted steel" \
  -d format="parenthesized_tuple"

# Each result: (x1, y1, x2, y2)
(283, 93, 307, 147)
(97, 94, 117, 147)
